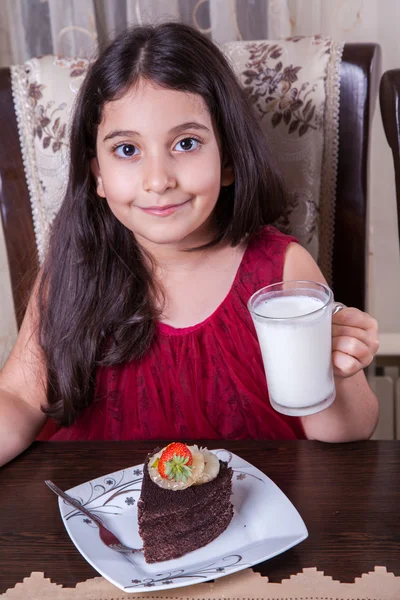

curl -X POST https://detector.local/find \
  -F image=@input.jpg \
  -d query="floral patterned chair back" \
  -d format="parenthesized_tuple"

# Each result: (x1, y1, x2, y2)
(2, 35, 380, 325)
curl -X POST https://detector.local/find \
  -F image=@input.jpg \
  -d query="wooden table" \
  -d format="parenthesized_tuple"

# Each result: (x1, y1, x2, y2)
(0, 440, 399, 594)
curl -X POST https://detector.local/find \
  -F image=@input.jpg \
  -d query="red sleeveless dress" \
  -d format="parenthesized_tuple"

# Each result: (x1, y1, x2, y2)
(46, 226, 305, 441)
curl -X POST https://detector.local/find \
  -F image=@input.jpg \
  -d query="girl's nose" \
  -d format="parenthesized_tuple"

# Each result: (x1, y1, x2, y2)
(142, 156, 177, 195)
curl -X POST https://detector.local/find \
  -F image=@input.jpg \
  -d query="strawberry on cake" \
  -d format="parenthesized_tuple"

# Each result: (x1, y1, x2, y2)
(137, 442, 234, 563)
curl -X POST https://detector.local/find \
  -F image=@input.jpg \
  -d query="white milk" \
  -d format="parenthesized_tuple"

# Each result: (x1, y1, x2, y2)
(252, 295, 335, 414)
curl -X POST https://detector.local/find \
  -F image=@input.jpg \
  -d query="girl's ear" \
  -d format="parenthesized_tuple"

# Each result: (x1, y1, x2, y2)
(90, 157, 106, 198)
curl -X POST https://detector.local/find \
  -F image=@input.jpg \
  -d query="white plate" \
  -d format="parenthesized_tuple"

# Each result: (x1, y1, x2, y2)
(58, 449, 308, 593)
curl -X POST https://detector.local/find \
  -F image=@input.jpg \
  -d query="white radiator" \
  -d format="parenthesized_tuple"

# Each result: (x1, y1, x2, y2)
(369, 366, 399, 439)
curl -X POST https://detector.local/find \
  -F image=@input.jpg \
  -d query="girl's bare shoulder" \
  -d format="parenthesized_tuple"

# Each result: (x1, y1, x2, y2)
(283, 242, 327, 284)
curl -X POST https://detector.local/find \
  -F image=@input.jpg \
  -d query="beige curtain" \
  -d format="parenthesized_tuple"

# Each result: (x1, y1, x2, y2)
(1, 0, 273, 66)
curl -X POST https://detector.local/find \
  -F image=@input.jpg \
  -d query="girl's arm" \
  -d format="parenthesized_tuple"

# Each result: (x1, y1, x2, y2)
(0, 290, 48, 466)
(283, 242, 379, 442)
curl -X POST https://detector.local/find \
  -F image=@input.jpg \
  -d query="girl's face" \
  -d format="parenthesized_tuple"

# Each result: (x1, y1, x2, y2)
(92, 79, 234, 249)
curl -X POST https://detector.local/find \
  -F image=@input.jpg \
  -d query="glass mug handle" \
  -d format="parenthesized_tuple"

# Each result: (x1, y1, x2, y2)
(332, 302, 346, 315)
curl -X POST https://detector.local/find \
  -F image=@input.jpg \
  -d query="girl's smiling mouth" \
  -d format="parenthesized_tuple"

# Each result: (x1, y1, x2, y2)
(138, 198, 192, 216)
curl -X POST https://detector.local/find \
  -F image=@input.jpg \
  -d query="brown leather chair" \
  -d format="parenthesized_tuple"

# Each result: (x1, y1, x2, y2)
(0, 43, 381, 328)
(380, 69, 400, 250)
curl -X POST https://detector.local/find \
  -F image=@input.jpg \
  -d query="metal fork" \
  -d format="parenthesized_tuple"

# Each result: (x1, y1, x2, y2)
(45, 480, 142, 554)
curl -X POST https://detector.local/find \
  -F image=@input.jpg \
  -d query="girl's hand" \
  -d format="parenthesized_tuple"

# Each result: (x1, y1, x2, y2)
(332, 307, 379, 378)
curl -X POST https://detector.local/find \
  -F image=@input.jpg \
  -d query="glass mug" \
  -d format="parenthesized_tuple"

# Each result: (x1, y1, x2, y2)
(248, 280, 344, 417)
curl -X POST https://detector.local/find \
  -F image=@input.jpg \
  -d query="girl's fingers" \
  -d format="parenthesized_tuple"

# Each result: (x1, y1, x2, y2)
(332, 325, 380, 357)
(332, 307, 378, 335)
(332, 325, 370, 342)
(332, 335, 372, 365)
(332, 350, 362, 377)
(330, 308, 379, 378)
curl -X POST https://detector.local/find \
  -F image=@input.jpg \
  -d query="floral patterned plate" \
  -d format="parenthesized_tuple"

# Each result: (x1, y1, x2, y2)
(58, 449, 308, 593)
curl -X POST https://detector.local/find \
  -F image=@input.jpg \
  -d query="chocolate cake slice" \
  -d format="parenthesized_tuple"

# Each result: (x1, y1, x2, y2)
(137, 446, 234, 563)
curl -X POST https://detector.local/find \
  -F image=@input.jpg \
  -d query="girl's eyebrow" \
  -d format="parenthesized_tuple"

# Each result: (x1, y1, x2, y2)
(103, 121, 210, 142)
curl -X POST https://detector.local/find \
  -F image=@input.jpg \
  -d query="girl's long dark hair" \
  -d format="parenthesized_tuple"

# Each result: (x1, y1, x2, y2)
(39, 22, 288, 425)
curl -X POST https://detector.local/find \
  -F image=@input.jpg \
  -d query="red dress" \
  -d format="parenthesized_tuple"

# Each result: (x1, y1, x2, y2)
(46, 226, 305, 441)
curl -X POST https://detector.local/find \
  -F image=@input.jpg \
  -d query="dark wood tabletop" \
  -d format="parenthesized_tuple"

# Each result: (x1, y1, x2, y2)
(0, 440, 399, 594)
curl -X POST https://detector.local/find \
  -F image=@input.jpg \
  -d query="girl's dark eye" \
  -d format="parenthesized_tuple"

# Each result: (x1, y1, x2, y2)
(114, 144, 138, 158)
(174, 138, 200, 152)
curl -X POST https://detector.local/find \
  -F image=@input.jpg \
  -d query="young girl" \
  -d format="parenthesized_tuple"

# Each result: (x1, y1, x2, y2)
(0, 22, 379, 466)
